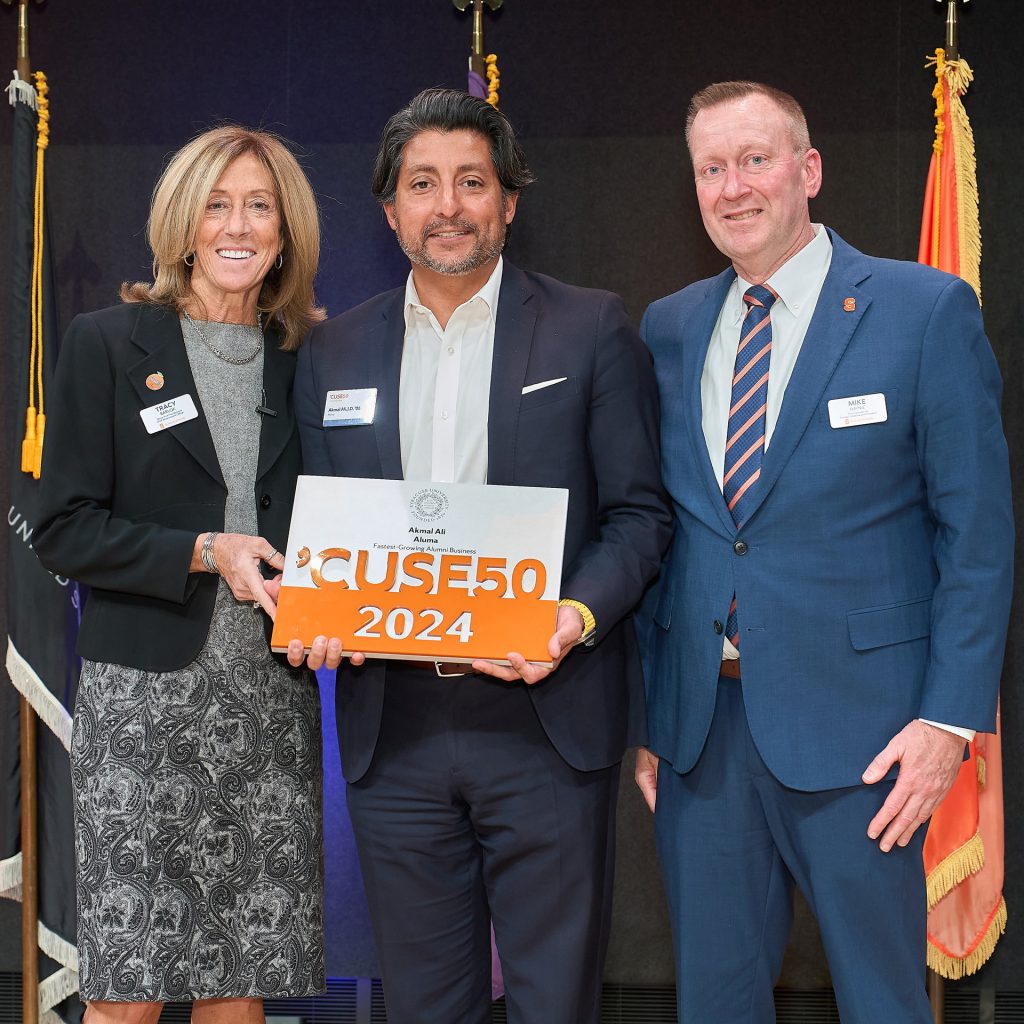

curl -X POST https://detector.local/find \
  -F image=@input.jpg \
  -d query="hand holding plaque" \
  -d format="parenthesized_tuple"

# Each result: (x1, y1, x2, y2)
(470, 602, 585, 684)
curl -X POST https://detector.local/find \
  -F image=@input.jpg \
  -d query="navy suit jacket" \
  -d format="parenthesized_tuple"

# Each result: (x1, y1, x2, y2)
(295, 261, 672, 782)
(639, 230, 1013, 792)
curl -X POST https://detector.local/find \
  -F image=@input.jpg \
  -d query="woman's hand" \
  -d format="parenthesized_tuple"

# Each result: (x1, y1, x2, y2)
(192, 533, 285, 617)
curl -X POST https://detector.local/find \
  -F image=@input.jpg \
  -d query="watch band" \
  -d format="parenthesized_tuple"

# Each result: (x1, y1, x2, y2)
(558, 598, 596, 644)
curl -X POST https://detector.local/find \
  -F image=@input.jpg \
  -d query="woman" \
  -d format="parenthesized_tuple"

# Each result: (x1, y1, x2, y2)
(35, 126, 327, 1024)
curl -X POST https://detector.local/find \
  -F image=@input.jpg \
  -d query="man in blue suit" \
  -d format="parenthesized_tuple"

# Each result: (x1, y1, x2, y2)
(636, 80, 1013, 1023)
(288, 89, 670, 1023)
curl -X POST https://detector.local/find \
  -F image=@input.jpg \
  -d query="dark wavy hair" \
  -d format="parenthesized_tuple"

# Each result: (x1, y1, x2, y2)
(371, 87, 535, 205)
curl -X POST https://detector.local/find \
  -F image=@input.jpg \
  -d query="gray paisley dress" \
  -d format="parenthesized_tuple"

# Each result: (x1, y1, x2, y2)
(71, 320, 324, 1002)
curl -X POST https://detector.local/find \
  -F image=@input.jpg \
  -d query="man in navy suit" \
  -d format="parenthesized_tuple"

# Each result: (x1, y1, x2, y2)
(636, 81, 1012, 1023)
(288, 89, 670, 1023)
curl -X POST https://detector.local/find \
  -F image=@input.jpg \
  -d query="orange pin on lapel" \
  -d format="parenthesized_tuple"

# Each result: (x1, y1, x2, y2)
(146, 371, 165, 391)
(843, 297, 856, 312)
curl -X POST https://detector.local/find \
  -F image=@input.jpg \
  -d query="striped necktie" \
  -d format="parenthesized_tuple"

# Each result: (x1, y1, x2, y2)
(723, 283, 778, 648)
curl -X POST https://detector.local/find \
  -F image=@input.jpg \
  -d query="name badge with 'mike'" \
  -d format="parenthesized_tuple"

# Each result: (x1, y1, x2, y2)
(828, 392, 887, 429)
(324, 387, 377, 427)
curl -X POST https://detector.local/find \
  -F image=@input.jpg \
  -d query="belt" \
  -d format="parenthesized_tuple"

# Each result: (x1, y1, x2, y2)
(719, 658, 741, 679)
(395, 660, 475, 677)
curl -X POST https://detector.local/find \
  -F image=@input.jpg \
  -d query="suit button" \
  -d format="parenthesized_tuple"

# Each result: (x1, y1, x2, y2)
(733, 540, 748, 555)
(260, 495, 272, 509)
(714, 620, 723, 635)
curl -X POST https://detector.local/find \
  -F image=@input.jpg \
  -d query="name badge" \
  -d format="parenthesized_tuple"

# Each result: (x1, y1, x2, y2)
(139, 394, 199, 434)
(324, 387, 377, 427)
(828, 392, 887, 429)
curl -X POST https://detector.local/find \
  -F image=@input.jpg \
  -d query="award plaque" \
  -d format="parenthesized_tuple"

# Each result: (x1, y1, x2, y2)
(271, 476, 568, 665)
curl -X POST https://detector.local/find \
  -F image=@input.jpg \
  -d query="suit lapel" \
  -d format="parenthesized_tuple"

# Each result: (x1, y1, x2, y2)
(256, 326, 296, 484)
(744, 231, 873, 523)
(126, 304, 225, 488)
(372, 290, 406, 480)
(684, 270, 738, 536)
(487, 264, 537, 485)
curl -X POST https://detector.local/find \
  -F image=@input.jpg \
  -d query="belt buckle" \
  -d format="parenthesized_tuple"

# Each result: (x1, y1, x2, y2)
(434, 661, 468, 678)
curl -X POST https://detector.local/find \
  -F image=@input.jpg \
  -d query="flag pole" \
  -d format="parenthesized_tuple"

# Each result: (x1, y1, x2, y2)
(14, 0, 29, 79)
(20, 698, 38, 1024)
(928, 966, 944, 1024)
(921, 0, 1001, 1000)
(454, 0, 499, 77)
(453, 0, 502, 106)
(942, 0, 968, 61)
(12, 0, 41, 1005)
(4, 3, 43, 1018)
(469, 0, 485, 78)
(15, 8, 43, 1016)
(928, 0, 968, 1012)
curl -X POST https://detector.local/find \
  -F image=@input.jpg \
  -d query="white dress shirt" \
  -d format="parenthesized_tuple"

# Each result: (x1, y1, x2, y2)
(700, 227, 971, 741)
(399, 259, 502, 484)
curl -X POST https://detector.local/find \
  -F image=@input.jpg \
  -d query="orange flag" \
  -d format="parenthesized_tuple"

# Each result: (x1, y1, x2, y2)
(918, 47, 1007, 979)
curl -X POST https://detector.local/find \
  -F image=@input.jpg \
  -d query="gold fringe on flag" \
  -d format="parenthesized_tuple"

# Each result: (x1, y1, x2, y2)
(927, 828, 984, 910)
(927, 49, 946, 269)
(928, 896, 1007, 980)
(977, 753, 987, 788)
(925, 48, 982, 303)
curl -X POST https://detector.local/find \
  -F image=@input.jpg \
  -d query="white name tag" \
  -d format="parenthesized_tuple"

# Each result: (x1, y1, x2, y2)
(139, 394, 199, 434)
(828, 392, 887, 429)
(324, 387, 377, 427)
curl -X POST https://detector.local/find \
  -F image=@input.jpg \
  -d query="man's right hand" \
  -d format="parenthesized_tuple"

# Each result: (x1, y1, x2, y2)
(286, 635, 366, 671)
(635, 746, 660, 813)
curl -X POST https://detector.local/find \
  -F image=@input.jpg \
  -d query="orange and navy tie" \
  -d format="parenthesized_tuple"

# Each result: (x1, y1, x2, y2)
(723, 283, 778, 647)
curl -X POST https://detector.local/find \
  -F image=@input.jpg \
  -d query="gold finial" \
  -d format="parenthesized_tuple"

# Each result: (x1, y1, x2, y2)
(936, 0, 971, 61)
(1, 0, 45, 80)
(453, 0, 502, 77)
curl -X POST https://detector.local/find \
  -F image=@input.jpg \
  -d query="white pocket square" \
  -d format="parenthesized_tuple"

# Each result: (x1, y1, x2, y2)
(522, 377, 568, 395)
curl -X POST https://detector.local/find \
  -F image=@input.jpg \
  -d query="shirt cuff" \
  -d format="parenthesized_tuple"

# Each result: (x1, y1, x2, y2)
(558, 598, 597, 645)
(919, 718, 976, 743)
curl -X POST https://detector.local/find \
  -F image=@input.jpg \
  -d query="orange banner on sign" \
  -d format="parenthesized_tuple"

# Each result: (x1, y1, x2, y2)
(272, 582, 557, 664)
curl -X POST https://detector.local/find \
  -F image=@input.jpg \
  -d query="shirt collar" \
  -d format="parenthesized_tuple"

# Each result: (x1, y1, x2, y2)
(403, 257, 504, 333)
(725, 225, 832, 324)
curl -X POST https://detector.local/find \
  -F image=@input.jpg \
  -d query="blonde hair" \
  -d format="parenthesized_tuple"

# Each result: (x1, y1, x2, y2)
(121, 125, 325, 350)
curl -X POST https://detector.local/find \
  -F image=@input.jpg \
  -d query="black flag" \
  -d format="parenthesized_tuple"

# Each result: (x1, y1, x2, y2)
(1, 73, 85, 1023)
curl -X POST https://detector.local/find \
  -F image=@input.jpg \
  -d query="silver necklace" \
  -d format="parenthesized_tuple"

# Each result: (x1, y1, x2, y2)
(183, 310, 264, 365)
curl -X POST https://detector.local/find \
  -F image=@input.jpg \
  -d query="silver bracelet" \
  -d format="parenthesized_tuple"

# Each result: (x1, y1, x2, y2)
(201, 532, 220, 574)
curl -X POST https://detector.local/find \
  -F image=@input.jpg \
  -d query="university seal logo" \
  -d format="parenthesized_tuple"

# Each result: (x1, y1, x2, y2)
(409, 488, 449, 523)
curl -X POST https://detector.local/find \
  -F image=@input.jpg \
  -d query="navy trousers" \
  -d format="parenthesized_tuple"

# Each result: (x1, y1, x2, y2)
(654, 674, 932, 1024)
(347, 665, 619, 1024)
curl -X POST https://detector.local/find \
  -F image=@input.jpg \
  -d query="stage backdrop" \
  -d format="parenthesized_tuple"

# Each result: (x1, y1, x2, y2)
(2, 0, 1022, 995)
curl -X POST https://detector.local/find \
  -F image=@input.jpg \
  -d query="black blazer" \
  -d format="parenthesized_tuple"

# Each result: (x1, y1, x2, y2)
(295, 262, 672, 780)
(34, 302, 302, 671)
